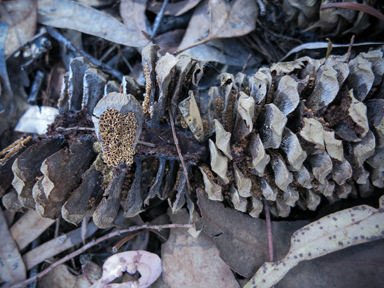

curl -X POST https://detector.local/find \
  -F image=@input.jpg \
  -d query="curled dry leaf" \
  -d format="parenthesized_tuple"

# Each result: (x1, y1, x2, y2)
(245, 195, 384, 288)
(91, 251, 162, 288)
(0, 0, 37, 56)
(38, 0, 148, 47)
(178, 0, 257, 65)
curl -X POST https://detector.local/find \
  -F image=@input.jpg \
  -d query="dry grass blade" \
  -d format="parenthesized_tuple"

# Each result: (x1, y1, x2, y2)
(245, 195, 384, 288)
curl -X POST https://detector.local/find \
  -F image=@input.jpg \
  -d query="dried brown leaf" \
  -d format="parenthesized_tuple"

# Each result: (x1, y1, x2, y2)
(177, 0, 257, 65)
(38, 0, 148, 47)
(0, 208, 26, 285)
(245, 195, 384, 288)
(10, 209, 54, 250)
(0, 0, 37, 56)
(162, 208, 240, 288)
(195, 188, 307, 278)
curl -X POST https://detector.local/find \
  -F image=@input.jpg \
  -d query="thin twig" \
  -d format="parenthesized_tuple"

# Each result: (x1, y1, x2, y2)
(263, 198, 274, 262)
(241, 53, 252, 73)
(54, 218, 60, 239)
(46, 26, 123, 80)
(346, 35, 355, 63)
(99, 44, 118, 62)
(81, 265, 93, 285)
(8, 223, 194, 288)
(151, 0, 169, 39)
(167, 108, 192, 195)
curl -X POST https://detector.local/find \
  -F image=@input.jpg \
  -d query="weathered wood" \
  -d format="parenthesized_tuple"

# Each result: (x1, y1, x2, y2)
(345, 131, 376, 168)
(144, 157, 167, 205)
(233, 92, 255, 142)
(12, 136, 66, 209)
(306, 189, 321, 211)
(68, 57, 93, 111)
(93, 168, 127, 228)
(82, 68, 108, 114)
(0, 137, 35, 197)
(274, 75, 299, 115)
(209, 139, 229, 184)
(353, 165, 370, 184)
(307, 152, 333, 185)
(298, 118, 325, 155)
(41, 138, 95, 202)
(228, 186, 247, 212)
(214, 119, 232, 160)
(276, 197, 291, 218)
(257, 103, 287, 149)
(323, 130, 344, 161)
(233, 163, 252, 198)
(198, 165, 223, 201)
(331, 160, 352, 185)
(317, 179, 335, 197)
(335, 183, 352, 199)
(248, 196, 263, 218)
(123, 157, 144, 218)
(366, 99, 384, 148)
(293, 165, 313, 189)
(2, 190, 23, 212)
(283, 185, 300, 207)
(269, 151, 293, 192)
(280, 127, 307, 171)
(62, 165, 103, 225)
(248, 133, 270, 176)
(259, 177, 278, 201)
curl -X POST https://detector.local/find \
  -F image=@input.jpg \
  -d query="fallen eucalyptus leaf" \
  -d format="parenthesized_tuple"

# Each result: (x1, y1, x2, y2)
(38, 0, 148, 47)
(0, 208, 26, 286)
(162, 208, 240, 288)
(0, 0, 37, 56)
(178, 0, 256, 66)
(14, 105, 59, 135)
(195, 188, 307, 278)
(245, 195, 384, 288)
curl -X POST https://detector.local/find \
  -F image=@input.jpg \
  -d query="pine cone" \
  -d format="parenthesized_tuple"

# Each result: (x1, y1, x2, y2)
(1, 47, 384, 226)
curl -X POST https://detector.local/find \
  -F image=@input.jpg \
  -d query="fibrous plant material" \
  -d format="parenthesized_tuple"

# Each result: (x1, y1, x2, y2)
(92, 92, 143, 168)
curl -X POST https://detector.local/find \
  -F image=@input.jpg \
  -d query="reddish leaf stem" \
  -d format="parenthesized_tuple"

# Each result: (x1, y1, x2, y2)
(346, 35, 356, 63)
(7, 223, 194, 288)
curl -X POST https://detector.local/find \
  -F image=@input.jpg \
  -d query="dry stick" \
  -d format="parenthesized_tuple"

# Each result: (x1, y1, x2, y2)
(241, 53, 252, 74)
(8, 223, 194, 288)
(55, 126, 156, 148)
(346, 35, 356, 64)
(167, 108, 192, 195)
(263, 198, 274, 262)
(46, 26, 123, 80)
(151, 0, 169, 39)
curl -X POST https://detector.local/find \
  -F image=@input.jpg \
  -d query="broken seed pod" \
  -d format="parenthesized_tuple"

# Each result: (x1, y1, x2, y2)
(92, 92, 144, 167)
